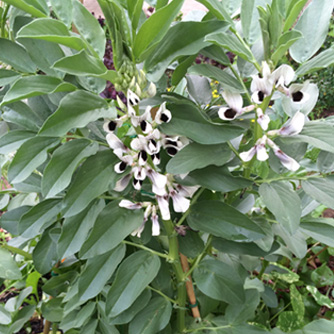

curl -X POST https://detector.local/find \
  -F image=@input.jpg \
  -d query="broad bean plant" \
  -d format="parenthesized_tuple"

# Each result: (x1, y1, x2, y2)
(1, 0, 334, 333)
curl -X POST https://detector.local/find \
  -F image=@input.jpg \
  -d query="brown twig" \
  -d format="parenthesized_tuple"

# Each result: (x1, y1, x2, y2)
(180, 254, 201, 320)
(307, 245, 329, 265)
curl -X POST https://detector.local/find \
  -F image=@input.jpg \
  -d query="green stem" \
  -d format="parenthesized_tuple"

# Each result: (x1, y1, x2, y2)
(227, 141, 242, 161)
(147, 285, 177, 304)
(258, 260, 269, 280)
(229, 65, 252, 104)
(122, 240, 170, 259)
(176, 188, 205, 227)
(255, 173, 324, 184)
(183, 235, 212, 280)
(269, 302, 291, 322)
(1, 243, 32, 260)
(1, 4, 10, 38)
(162, 219, 186, 333)
(184, 325, 232, 333)
(52, 323, 58, 334)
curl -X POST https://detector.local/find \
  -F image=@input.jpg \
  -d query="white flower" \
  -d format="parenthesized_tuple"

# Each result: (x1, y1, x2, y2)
(157, 194, 170, 220)
(114, 174, 132, 192)
(103, 115, 127, 133)
(147, 169, 167, 195)
(267, 111, 305, 137)
(155, 102, 172, 124)
(256, 108, 270, 131)
(267, 138, 300, 171)
(218, 91, 255, 120)
(271, 64, 295, 89)
(170, 189, 190, 213)
(147, 82, 157, 98)
(288, 82, 310, 104)
(131, 106, 153, 134)
(106, 133, 128, 159)
(114, 155, 133, 173)
(251, 62, 273, 104)
(127, 89, 140, 107)
(119, 200, 142, 210)
(240, 136, 269, 162)
(151, 206, 160, 236)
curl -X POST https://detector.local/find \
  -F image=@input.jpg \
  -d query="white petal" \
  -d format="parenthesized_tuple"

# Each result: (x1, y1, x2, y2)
(151, 209, 160, 236)
(147, 82, 157, 98)
(218, 106, 238, 120)
(127, 89, 140, 107)
(274, 149, 300, 171)
(240, 146, 256, 162)
(256, 145, 269, 161)
(106, 133, 125, 152)
(155, 102, 172, 124)
(133, 178, 143, 190)
(170, 191, 190, 213)
(147, 169, 167, 189)
(271, 64, 295, 87)
(133, 166, 146, 181)
(256, 108, 270, 131)
(114, 161, 127, 173)
(130, 136, 146, 151)
(279, 111, 305, 136)
(222, 91, 243, 111)
(144, 205, 153, 220)
(119, 200, 142, 210)
(131, 222, 145, 237)
(152, 184, 167, 196)
(176, 185, 199, 198)
(262, 61, 271, 80)
(157, 195, 170, 220)
(103, 120, 117, 133)
(114, 174, 131, 192)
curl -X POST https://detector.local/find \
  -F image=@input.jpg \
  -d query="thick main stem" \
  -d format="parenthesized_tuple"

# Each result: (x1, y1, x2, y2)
(163, 219, 186, 333)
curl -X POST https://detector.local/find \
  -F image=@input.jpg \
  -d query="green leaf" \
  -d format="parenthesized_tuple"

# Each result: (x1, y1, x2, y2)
(39, 90, 113, 137)
(8, 136, 60, 184)
(41, 297, 64, 322)
(0, 305, 11, 325)
(259, 181, 301, 234)
(127, 0, 144, 31)
(51, 0, 73, 27)
(300, 218, 334, 247)
(306, 286, 334, 309)
(0, 206, 31, 235)
(26, 271, 41, 300)
(62, 150, 118, 218)
(43, 271, 78, 297)
(0, 130, 36, 155)
(166, 142, 231, 174)
(18, 199, 62, 238)
(289, 0, 334, 63)
(290, 284, 305, 319)
(72, 0, 106, 58)
(317, 151, 334, 173)
(17, 18, 87, 51)
(79, 201, 144, 258)
(201, 45, 231, 66)
(0, 248, 22, 280)
(277, 311, 304, 332)
(110, 290, 151, 325)
(171, 55, 197, 87)
(241, 0, 271, 44)
(133, 0, 184, 60)
(188, 200, 265, 242)
(188, 64, 245, 93)
(1, 0, 48, 17)
(42, 139, 99, 198)
(129, 297, 172, 334)
(106, 251, 160, 317)
(0, 69, 21, 86)
(272, 30, 303, 64)
(58, 200, 105, 259)
(193, 259, 245, 304)
(52, 50, 107, 76)
(283, 0, 310, 32)
(196, 0, 234, 24)
(291, 319, 334, 334)
(0, 38, 37, 73)
(206, 32, 254, 62)
(1, 76, 76, 106)
(295, 121, 334, 153)
(296, 47, 334, 76)
(14, 173, 42, 193)
(78, 244, 125, 301)
(161, 100, 244, 144)
(145, 20, 229, 81)
(302, 176, 334, 209)
(184, 165, 252, 193)
(33, 227, 60, 274)
(2, 102, 43, 131)
(311, 263, 334, 287)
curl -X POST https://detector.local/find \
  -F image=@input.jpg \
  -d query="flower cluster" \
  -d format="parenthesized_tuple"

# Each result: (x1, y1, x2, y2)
(218, 62, 308, 171)
(104, 87, 195, 236)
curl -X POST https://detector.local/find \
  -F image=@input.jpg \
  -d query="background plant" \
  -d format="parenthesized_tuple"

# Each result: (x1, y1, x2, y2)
(1, 0, 334, 334)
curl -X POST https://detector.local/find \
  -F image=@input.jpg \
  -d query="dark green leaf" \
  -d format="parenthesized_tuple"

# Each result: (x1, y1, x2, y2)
(106, 251, 160, 317)
(129, 297, 172, 334)
(39, 90, 113, 137)
(0, 248, 22, 280)
(0, 38, 37, 73)
(78, 244, 125, 301)
(43, 271, 78, 297)
(42, 139, 99, 198)
(19, 199, 62, 238)
(166, 142, 231, 174)
(196, 0, 233, 24)
(0, 69, 21, 86)
(0, 206, 31, 235)
(2, 0, 48, 17)
(79, 201, 144, 258)
(0, 130, 36, 155)
(8, 136, 60, 184)
(62, 150, 118, 217)
(14, 173, 42, 194)
(1, 75, 77, 106)
(259, 181, 301, 234)
(194, 259, 245, 304)
(300, 218, 334, 247)
(51, 0, 73, 27)
(41, 297, 64, 322)
(188, 200, 265, 242)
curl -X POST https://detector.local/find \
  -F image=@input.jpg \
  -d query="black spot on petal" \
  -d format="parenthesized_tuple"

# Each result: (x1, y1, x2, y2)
(139, 150, 147, 161)
(140, 120, 147, 132)
(258, 91, 265, 102)
(224, 108, 237, 119)
(161, 113, 169, 122)
(166, 140, 178, 147)
(108, 121, 117, 131)
(166, 147, 178, 156)
(150, 139, 157, 147)
(292, 91, 303, 102)
(120, 161, 127, 171)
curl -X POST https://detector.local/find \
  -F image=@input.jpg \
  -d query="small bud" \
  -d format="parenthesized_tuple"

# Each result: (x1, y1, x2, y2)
(147, 82, 156, 97)
(135, 83, 142, 97)
(116, 95, 126, 109)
